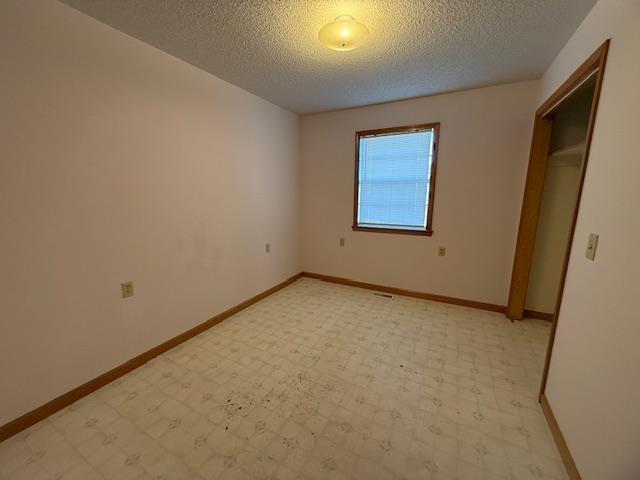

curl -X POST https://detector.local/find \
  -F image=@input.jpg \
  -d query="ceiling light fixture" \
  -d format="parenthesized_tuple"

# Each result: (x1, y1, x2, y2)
(318, 15, 369, 51)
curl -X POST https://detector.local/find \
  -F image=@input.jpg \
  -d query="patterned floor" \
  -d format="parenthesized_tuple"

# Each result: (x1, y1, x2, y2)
(0, 278, 566, 480)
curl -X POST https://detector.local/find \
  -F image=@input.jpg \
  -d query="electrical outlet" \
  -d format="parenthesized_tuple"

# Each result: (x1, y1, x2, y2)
(585, 233, 598, 260)
(438, 247, 446, 257)
(121, 281, 134, 298)
(265, 243, 270, 254)
(339, 237, 345, 247)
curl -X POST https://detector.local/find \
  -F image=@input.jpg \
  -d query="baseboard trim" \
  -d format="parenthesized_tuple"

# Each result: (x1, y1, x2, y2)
(540, 393, 581, 479)
(524, 309, 554, 321)
(0, 272, 303, 443)
(301, 272, 505, 313)
(0, 271, 505, 442)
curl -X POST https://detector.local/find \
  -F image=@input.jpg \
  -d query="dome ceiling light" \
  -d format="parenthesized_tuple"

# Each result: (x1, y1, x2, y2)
(318, 15, 369, 51)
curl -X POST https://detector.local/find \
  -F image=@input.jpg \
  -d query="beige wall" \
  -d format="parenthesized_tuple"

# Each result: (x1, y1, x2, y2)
(0, 1, 300, 425)
(526, 160, 581, 313)
(539, 0, 640, 478)
(300, 81, 539, 306)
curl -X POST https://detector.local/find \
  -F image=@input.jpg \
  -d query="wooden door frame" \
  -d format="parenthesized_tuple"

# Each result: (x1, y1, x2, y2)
(505, 40, 610, 397)
(506, 115, 554, 319)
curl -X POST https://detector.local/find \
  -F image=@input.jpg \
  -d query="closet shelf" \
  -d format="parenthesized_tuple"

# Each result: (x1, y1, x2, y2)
(549, 142, 585, 157)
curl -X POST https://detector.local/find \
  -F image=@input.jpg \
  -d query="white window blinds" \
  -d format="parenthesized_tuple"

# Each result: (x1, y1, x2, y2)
(356, 129, 435, 230)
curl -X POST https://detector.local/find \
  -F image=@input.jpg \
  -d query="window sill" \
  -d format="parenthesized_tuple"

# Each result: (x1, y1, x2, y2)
(352, 225, 433, 236)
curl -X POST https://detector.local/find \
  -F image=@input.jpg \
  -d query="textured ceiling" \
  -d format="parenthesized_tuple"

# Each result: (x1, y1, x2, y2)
(59, 0, 596, 114)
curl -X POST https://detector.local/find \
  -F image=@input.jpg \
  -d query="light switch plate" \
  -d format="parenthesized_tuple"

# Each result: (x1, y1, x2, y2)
(586, 233, 599, 261)
(121, 281, 134, 298)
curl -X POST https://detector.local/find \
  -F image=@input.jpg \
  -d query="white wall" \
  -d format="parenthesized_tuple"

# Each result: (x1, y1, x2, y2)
(0, 0, 300, 425)
(300, 81, 539, 306)
(539, 1, 640, 478)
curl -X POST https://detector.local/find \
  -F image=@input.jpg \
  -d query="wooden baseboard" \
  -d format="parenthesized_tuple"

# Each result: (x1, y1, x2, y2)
(540, 393, 581, 479)
(524, 309, 554, 321)
(301, 272, 505, 313)
(0, 272, 303, 443)
(0, 271, 504, 442)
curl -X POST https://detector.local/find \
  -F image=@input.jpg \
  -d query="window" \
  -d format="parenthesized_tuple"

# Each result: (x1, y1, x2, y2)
(353, 123, 439, 235)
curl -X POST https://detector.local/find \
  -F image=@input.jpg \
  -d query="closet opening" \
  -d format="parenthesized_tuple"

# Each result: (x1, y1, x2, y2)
(505, 40, 609, 398)
(525, 79, 595, 321)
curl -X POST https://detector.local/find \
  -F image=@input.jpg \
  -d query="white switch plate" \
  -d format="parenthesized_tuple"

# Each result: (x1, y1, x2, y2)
(438, 247, 446, 257)
(585, 233, 598, 261)
(339, 237, 345, 247)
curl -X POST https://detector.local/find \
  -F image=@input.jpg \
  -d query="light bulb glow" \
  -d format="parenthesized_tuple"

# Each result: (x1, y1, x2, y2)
(318, 15, 369, 51)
